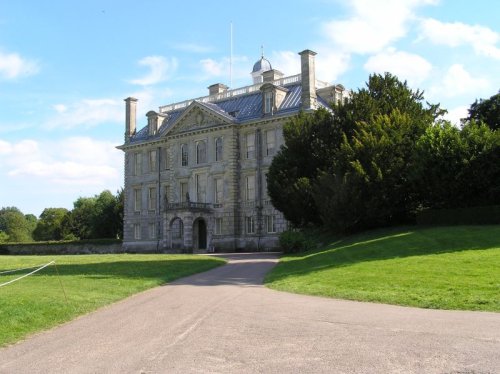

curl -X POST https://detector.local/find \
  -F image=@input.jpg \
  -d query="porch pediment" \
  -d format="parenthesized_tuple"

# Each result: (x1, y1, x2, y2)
(163, 101, 234, 136)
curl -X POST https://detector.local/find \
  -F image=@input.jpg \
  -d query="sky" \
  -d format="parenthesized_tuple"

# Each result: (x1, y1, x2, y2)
(1, 0, 499, 217)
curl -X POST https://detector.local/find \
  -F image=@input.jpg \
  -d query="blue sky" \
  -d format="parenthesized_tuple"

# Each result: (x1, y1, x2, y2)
(1, 0, 499, 217)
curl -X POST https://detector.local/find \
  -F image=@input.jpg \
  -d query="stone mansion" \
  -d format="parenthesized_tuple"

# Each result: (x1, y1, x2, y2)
(118, 49, 349, 252)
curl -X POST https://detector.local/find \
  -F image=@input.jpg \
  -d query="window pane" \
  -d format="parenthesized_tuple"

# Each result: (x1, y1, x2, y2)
(180, 182, 188, 202)
(171, 219, 183, 239)
(196, 141, 206, 164)
(181, 144, 188, 166)
(266, 130, 275, 156)
(246, 216, 255, 234)
(149, 150, 157, 172)
(134, 188, 141, 211)
(148, 187, 156, 210)
(215, 217, 223, 235)
(149, 223, 156, 239)
(162, 148, 168, 170)
(266, 215, 276, 233)
(264, 92, 273, 113)
(215, 138, 223, 161)
(134, 152, 142, 175)
(246, 175, 255, 201)
(246, 133, 255, 159)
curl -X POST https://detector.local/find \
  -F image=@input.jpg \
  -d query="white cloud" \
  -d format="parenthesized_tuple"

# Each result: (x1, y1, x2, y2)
(315, 49, 351, 83)
(46, 98, 122, 129)
(420, 18, 500, 60)
(322, 0, 437, 54)
(270, 50, 301, 76)
(200, 58, 225, 77)
(430, 64, 489, 98)
(53, 104, 67, 113)
(129, 56, 178, 86)
(198, 55, 249, 84)
(443, 105, 469, 126)
(1, 137, 122, 187)
(364, 48, 432, 85)
(0, 50, 39, 80)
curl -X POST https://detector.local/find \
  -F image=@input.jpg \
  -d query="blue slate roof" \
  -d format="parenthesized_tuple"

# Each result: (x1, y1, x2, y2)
(129, 82, 329, 143)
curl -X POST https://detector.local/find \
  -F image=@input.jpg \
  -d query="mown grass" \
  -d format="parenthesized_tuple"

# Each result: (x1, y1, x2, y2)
(265, 226, 500, 311)
(0, 254, 225, 347)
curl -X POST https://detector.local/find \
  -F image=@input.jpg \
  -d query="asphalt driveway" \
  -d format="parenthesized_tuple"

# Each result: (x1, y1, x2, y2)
(0, 252, 498, 373)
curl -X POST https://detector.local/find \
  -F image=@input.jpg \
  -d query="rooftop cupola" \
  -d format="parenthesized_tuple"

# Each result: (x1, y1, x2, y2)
(251, 48, 272, 84)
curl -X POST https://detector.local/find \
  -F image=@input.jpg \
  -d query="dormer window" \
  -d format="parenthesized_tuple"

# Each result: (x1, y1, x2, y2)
(264, 91, 273, 114)
(261, 83, 288, 116)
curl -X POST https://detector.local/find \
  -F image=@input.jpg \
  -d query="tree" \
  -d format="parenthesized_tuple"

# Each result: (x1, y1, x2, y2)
(317, 110, 425, 232)
(267, 72, 444, 231)
(465, 91, 500, 131)
(33, 208, 69, 241)
(25, 214, 38, 237)
(415, 120, 500, 209)
(63, 189, 124, 240)
(93, 190, 120, 239)
(0, 207, 33, 242)
(267, 108, 342, 226)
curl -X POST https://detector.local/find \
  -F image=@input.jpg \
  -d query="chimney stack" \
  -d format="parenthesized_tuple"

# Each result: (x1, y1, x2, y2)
(124, 97, 138, 142)
(262, 69, 284, 83)
(299, 49, 317, 110)
(208, 83, 229, 96)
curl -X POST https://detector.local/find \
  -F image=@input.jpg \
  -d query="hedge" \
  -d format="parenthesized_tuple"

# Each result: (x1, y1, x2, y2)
(416, 205, 500, 226)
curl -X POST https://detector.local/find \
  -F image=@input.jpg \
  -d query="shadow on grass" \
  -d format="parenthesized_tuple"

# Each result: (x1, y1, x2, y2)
(266, 225, 500, 283)
(0, 258, 225, 284)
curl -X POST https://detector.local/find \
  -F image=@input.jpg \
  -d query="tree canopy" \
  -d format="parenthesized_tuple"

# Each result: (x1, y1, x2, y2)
(268, 72, 498, 233)
(0, 189, 123, 243)
(0, 207, 35, 242)
(465, 90, 500, 131)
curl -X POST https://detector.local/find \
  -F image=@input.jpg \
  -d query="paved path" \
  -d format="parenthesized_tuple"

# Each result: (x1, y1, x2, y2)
(1, 253, 499, 374)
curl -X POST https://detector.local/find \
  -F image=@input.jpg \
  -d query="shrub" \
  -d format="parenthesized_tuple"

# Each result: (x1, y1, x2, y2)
(416, 205, 500, 226)
(279, 230, 315, 254)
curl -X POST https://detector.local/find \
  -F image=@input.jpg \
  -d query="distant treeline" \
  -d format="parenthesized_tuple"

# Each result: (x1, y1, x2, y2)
(0, 189, 123, 243)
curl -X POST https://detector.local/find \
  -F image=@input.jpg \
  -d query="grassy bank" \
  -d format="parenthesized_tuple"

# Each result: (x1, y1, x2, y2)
(265, 226, 500, 311)
(0, 254, 225, 346)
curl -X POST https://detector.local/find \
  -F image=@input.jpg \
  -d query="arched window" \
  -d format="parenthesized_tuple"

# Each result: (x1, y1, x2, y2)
(196, 141, 207, 164)
(170, 218, 184, 239)
(215, 137, 223, 161)
(181, 144, 188, 166)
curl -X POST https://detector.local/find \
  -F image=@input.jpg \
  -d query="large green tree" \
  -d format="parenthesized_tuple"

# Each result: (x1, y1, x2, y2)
(414, 120, 500, 209)
(465, 91, 500, 131)
(63, 189, 123, 240)
(267, 109, 342, 226)
(33, 208, 70, 241)
(0, 207, 34, 242)
(268, 72, 444, 231)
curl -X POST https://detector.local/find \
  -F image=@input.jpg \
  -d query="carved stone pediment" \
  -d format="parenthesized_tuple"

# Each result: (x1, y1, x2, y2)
(165, 102, 232, 136)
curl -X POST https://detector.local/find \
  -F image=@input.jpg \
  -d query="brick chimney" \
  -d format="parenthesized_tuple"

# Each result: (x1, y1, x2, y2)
(124, 97, 138, 142)
(299, 49, 317, 110)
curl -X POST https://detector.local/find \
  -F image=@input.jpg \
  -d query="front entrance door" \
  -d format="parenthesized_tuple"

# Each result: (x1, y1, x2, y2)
(198, 219, 207, 249)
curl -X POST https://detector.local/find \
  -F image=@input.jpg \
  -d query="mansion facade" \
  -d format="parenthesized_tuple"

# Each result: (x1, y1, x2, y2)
(118, 49, 349, 252)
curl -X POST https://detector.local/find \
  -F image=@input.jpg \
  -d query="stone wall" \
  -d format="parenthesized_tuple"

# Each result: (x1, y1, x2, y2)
(2, 242, 123, 255)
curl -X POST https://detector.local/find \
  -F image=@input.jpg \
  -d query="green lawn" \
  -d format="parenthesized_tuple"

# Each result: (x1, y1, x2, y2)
(0, 254, 225, 347)
(265, 226, 500, 311)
